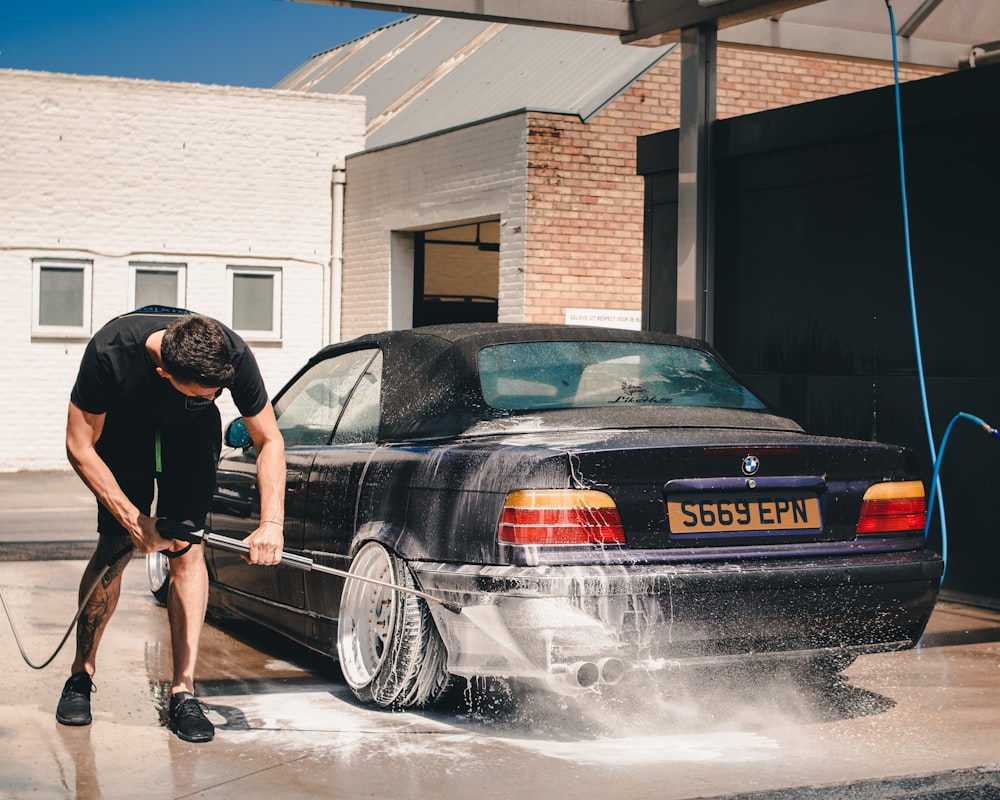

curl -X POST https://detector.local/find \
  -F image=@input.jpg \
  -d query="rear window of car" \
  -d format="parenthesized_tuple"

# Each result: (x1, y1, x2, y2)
(477, 341, 767, 411)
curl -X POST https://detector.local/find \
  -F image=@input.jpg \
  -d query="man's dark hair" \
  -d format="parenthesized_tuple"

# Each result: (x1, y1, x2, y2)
(160, 316, 236, 388)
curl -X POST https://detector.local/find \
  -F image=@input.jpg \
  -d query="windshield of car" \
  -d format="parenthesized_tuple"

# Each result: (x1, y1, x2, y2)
(477, 341, 767, 411)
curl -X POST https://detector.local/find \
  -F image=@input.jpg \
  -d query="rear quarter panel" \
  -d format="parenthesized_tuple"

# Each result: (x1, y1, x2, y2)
(351, 427, 921, 568)
(356, 439, 572, 564)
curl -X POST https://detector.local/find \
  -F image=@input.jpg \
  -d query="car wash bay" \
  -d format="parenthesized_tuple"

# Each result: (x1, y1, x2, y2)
(639, 63, 1000, 607)
(3, 3, 999, 794)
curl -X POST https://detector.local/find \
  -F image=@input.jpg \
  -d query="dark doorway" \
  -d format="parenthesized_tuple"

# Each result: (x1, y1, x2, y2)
(413, 220, 499, 327)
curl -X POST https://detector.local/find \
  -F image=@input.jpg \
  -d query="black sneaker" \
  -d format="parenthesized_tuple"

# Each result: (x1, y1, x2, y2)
(168, 692, 215, 743)
(56, 672, 94, 726)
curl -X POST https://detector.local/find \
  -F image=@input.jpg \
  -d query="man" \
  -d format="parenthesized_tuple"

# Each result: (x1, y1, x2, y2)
(57, 308, 285, 743)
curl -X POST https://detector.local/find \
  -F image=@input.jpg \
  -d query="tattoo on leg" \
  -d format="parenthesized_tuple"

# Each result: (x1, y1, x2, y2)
(77, 594, 109, 662)
(100, 543, 133, 588)
(76, 538, 135, 661)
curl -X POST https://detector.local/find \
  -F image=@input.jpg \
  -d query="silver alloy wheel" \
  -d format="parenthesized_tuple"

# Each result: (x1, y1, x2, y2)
(339, 543, 396, 687)
(336, 541, 450, 708)
(145, 551, 170, 606)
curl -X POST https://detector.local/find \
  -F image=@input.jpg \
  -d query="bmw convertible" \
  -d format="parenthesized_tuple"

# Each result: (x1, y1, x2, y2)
(146, 323, 942, 709)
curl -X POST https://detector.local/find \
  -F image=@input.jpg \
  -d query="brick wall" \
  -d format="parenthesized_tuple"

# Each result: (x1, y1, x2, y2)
(523, 47, 945, 324)
(341, 113, 528, 339)
(715, 47, 939, 116)
(0, 69, 365, 470)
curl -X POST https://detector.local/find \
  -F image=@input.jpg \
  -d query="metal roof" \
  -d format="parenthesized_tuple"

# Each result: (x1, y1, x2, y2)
(276, 15, 674, 149)
(299, 0, 1000, 69)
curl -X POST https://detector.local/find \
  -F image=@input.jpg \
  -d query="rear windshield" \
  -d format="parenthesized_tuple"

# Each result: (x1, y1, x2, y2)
(477, 341, 767, 411)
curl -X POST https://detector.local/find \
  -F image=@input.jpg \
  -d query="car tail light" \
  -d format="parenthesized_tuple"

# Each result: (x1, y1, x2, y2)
(498, 490, 626, 545)
(856, 480, 926, 534)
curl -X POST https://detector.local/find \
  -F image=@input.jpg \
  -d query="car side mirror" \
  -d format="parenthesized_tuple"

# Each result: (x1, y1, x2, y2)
(224, 417, 252, 449)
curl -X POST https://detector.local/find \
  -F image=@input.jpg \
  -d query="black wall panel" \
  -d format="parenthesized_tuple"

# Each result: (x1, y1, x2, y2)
(639, 65, 1000, 603)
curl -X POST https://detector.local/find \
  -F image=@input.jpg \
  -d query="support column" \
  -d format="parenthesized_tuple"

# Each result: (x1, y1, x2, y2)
(329, 160, 346, 345)
(676, 24, 717, 341)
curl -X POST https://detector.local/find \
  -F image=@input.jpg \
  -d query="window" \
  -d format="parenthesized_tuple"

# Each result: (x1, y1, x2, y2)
(32, 259, 92, 337)
(272, 349, 378, 447)
(130, 263, 186, 310)
(333, 352, 382, 444)
(228, 267, 282, 340)
(477, 341, 768, 411)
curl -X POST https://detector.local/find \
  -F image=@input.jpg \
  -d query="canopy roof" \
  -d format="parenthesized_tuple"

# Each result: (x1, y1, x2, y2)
(302, 1, 1000, 68)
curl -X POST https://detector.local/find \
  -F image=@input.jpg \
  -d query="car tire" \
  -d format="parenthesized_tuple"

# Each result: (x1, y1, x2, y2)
(337, 541, 450, 709)
(146, 551, 170, 606)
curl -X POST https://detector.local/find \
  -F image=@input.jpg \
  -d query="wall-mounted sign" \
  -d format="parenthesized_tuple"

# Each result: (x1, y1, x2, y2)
(565, 308, 641, 330)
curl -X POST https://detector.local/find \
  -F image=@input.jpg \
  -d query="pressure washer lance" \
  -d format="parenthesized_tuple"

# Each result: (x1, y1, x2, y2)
(155, 519, 463, 614)
(0, 522, 460, 672)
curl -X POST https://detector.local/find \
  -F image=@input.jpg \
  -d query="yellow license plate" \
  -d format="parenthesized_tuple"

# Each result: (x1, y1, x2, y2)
(667, 491, 821, 534)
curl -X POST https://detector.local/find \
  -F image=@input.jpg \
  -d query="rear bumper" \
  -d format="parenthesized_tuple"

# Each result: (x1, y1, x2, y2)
(412, 549, 942, 691)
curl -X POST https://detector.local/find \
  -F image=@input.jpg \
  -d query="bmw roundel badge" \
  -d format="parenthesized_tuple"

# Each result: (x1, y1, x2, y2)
(741, 455, 760, 476)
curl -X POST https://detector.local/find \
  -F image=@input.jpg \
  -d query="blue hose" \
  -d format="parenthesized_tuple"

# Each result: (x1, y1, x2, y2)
(925, 413, 1000, 574)
(885, 1, 999, 582)
(885, 1, 945, 555)
(886, 3, 934, 459)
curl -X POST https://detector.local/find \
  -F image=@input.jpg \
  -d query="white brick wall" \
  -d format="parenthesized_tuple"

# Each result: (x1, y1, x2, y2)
(342, 114, 528, 339)
(0, 69, 365, 470)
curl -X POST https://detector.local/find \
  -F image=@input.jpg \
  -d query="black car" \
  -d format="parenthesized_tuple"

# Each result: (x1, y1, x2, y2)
(146, 323, 942, 709)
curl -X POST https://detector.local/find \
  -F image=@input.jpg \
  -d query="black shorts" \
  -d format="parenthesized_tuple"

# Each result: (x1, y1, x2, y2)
(95, 406, 222, 537)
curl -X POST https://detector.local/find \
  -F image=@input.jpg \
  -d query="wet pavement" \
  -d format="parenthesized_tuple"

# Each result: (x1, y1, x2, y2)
(1, 473, 999, 799)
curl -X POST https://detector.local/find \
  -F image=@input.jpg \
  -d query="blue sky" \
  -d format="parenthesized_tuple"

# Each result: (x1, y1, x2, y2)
(0, 0, 404, 88)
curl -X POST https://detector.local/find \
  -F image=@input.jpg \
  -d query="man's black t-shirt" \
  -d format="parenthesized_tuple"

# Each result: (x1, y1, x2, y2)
(70, 310, 269, 429)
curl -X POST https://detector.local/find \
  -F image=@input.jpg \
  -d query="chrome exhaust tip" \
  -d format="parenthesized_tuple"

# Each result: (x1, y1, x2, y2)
(597, 657, 626, 685)
(551, 661, 601, 688)
(571, 660, 601, 688)
(549, 658, 626, 692)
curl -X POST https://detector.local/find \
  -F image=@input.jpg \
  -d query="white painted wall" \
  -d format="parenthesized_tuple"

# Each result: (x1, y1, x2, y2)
(0, 69, 365, 470)
(341, 113, 528, 339)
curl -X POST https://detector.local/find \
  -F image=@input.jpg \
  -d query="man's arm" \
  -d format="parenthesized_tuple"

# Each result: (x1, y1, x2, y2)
(241, 402, 285, 566)
(65, 401, 167, 553)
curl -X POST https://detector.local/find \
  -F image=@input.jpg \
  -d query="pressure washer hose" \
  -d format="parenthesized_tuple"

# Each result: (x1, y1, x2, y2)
(1, 562, 110, 670)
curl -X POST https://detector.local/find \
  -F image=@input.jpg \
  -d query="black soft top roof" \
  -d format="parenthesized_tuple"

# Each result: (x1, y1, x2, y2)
(304, 323, 798, 442)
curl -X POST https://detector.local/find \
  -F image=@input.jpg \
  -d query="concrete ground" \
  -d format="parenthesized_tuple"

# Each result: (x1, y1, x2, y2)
(1, 472, 999, 799)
